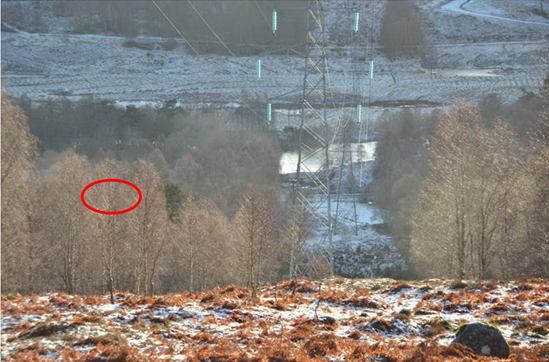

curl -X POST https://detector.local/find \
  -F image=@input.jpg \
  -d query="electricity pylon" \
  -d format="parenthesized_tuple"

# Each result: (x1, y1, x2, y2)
(290, 0, 334, 279)
(334, 6, 363, 238)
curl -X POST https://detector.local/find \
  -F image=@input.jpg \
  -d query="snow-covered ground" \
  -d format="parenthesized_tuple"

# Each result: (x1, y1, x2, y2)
(2, 31, 545, 106)
(423, 0, 549, 43)
(440, 0, 549, 27)
(282, 149, 405, 278)
(301, 186, 406, 278)
(2, 0, 547, 107)
(2, 278, 548, 360)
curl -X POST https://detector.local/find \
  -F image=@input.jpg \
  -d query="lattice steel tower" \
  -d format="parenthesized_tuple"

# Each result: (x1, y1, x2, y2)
(333, 5, 364, 238)
(290, 0, 333, 278)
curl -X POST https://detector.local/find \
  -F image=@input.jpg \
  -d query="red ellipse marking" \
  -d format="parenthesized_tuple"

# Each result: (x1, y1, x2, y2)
(81, 179, 142, 215)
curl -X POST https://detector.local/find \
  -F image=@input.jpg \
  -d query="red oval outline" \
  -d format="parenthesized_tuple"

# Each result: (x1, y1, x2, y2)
(81, 179, 142, 215)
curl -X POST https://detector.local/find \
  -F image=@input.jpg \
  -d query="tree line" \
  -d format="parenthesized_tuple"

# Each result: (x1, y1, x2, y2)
(379, 0, 427, 59)
(2, 92, 302, 296)
(18, 97, 282, 217)
(371, 74, 549, 279)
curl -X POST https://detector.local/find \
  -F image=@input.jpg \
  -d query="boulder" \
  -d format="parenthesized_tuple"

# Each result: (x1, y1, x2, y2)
(452, 322, 510, 358)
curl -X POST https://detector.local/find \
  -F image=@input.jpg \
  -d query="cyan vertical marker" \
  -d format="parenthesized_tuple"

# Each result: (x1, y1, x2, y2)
(354, 12, 360, 33)
(369, 60, 374, 80)
(272, 9, 277, 34)
(256, 59, 261, 79)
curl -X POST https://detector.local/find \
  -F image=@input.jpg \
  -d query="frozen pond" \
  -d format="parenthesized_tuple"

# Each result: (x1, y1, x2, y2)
(280, 142, 376, 174)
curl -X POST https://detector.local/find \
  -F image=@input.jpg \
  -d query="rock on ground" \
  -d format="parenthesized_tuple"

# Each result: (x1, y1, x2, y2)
(452, 322, 510, 358)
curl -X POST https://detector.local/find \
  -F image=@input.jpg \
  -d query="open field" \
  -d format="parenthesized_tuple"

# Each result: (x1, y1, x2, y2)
(2, 0, 548, 106)
(2, 31, 546, 106)
(2, 278, 548, 361)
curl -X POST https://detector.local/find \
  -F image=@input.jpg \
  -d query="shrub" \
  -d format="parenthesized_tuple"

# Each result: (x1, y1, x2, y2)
(450, 280, 469, 289)
(74, 334, 122, 346)
(368, 318, 396, 333)
(161, 38, 178, 51)
(303, 333, 339, 358)
(348, 330, 362, 340)
(389, 283, 412, 294)
(20, 323, 72, 339)
(83, 313, 101, 323)
(424, 319, 451, 337)
(122, 39, 154, 51)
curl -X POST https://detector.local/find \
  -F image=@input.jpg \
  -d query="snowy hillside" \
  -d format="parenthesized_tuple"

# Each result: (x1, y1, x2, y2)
(2, 0, 547, 106)
(425, 0, 549, 42)
(2, 278, 548, 360)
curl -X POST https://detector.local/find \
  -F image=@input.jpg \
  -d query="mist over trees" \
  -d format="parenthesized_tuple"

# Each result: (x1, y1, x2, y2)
(18, 98, 282, 217)
(4, 81, 549, 295)
(411, 101, 531, 279)
(372, 73, 549, 280)
(370, 109, 432, 240)
(0, 92, 297, 295)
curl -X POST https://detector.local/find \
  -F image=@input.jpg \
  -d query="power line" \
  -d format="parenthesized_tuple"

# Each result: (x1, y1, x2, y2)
(149, 0, 283, 125)
(149, 0, 202, 58)
(334, 0, 365, 237)
(186, 0, 238, 59)
(359, 0, 377, 188)
(183, 0, 297, 126)
(254, 0, 270, 26)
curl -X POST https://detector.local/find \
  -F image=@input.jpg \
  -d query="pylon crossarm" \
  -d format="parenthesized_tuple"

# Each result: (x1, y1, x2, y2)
(303, 86, 324, 104)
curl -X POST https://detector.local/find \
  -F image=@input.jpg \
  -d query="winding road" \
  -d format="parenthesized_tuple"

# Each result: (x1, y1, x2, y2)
(441, 0, 549, 27)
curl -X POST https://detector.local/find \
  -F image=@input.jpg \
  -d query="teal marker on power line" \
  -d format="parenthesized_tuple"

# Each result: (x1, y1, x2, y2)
(356, 104, 362, 123)
(272, 9, 277, 34)
(267, 103, 272, 122)
(354, 12, 360, 33)
(369, 60, 374, 79)
(256, 59, 261, 79)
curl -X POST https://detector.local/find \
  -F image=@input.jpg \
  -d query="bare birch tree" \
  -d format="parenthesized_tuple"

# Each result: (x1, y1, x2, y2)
(47, 150, 94, 293)
(283, 205, 310, 280)
(89, 159, 134, 302)
(1, 91, 37, 293)
(130, 159, 167, 295)
(411, 100, 528, 279)
(234, 187, 277, 298)
(171, 197, 237, 292)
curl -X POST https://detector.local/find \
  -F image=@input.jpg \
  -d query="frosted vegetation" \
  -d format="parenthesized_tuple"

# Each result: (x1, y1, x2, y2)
(1, 0, 549, 359)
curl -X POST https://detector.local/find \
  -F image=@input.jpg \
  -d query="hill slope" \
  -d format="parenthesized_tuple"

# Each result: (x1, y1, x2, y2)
(2, 278, 548, 361)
